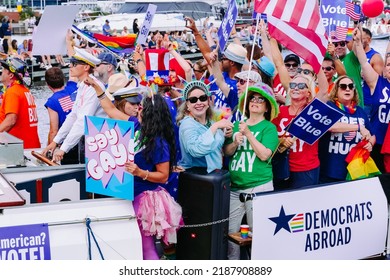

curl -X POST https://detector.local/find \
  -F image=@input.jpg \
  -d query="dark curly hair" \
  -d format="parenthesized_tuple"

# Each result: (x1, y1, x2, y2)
(138, 94, 176, 172)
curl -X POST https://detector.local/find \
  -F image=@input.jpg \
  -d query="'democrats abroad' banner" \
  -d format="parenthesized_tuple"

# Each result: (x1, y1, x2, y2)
(85, 116, 135, 200)
(252, 177, 388, 259)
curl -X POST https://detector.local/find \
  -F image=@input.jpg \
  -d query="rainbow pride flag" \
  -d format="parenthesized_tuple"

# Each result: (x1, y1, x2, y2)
(93, 33, 137, 53)
(345, 140, 381, 180)
(345, 27, 354, 41)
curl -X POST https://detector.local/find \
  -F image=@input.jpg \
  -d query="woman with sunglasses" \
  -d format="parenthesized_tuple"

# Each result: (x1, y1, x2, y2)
(319, 75, 374, 183)
(223, 83, 279, 259)
(272, 74, 320, 189)
(176, 80, 233, 173)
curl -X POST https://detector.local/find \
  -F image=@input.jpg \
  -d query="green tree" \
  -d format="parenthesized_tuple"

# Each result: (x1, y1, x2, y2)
(19, 6, 35, 21)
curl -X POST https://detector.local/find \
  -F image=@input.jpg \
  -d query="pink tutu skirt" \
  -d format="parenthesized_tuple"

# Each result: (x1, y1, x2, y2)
(136, 187, 184, 245)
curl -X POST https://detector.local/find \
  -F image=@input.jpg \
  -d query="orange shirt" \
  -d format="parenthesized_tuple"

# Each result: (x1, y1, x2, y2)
(0, 81, 40, 148)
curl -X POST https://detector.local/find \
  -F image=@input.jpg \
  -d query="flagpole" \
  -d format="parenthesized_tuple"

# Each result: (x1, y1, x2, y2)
(241, 13, 261, 121)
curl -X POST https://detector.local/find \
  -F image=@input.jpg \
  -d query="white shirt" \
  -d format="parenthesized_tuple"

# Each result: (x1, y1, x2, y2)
(53, 78, 107, 153)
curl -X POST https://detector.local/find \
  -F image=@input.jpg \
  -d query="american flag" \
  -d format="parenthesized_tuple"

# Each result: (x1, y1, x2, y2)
(58, 95, 74, 112)
(254, 0, 327, 73)
(345, 1, 361, 21)
(344, 131, 357, 141)
(336, 26, 348, 41)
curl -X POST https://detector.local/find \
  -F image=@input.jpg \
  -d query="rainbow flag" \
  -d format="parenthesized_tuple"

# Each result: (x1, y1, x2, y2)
(345, 27, 354, 41)
(345, 140, 381, 180)
(93, 33, 137, 53)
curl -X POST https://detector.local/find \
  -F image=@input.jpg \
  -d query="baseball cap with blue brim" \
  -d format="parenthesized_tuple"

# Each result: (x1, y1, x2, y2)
(98, 52, 118, 68)
(70, 47, 101, 67)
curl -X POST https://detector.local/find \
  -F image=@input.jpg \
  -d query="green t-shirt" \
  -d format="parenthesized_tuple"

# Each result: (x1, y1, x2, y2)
(226, 119, 279, 190)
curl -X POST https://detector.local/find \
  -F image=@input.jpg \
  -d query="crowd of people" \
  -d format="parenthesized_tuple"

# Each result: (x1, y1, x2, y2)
(1, 14, 390, 260)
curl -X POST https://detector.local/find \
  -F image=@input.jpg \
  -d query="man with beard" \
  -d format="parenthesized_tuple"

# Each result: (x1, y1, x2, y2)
(94, 52, 118, 85)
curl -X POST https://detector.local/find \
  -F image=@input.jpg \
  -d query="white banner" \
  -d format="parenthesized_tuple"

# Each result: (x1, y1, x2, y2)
(252, 177, 388, 259)
(136, 4, 158, 45)
(32, 6, 80, 55)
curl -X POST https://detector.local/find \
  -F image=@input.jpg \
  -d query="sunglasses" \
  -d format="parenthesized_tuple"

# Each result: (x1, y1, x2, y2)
(70, 61, 86, 67)
(289, 82, 308, 89)
(285, 62, 298, 68)
(339, 83, 355, 90)
(322, 66, 334, 71)
(297, 68, 315, 76)
(334, 41, 346, 47)
(187, 94, 208, 104)
(250, 96, 265, 104)
(236, 78, 253, 85)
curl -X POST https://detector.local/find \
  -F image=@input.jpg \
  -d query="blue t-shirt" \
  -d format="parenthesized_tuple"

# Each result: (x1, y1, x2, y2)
(134, 137, 170, 197)
(362, 48, 379, 107)
(370, 76, 390, 145)
(102, 23, 111, 36)
(44, 81, 78, 128)
(319, 102, 371, 180)
(209, 72, 237, 109)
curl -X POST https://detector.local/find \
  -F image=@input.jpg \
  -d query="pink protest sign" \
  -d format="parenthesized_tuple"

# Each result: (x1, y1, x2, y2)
(84, 116, 135, 200)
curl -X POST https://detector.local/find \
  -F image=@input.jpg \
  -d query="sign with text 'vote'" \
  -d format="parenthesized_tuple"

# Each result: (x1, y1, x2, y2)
(0, 224, 50, 260)
(288, 98, 343, 145)
(84, 116, 135, 200)
(217, 0, 238, 52)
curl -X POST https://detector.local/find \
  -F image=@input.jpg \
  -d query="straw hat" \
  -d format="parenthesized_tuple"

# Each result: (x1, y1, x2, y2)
(105, 73, 139, 101)
(238, 82, 279, 121)
(224, 43, 249, 65)
(234, 70, 262, 83)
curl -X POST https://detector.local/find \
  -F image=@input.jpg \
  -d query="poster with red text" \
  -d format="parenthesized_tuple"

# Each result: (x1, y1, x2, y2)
(84, 116, 134, 200)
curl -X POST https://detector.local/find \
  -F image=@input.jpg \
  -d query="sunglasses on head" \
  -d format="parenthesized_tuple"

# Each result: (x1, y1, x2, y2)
(187, 94, 208, 104)
(334, 41, 346, 47)
(285, 62, 298, 68)
(289, 82, 308, 90)
(339, 83, 355, 90)
(250, 96, 265, 104)
(322, 66, 334, 71)
(297, 68, 315, 76)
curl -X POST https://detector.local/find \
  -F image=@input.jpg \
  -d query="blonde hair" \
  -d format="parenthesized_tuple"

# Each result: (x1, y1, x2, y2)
(329, 75, 359, 104)
(288, 74, 315, 102)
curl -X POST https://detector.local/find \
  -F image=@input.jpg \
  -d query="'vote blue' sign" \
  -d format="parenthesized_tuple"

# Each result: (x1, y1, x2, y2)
(288, 99, 343, 145)
(217, 0, 238, 52)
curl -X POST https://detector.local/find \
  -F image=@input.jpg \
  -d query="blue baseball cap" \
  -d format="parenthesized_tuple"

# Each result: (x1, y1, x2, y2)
(98, 52, 118, 68)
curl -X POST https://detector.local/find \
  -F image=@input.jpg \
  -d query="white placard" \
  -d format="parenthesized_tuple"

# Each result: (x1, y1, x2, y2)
(136, 4, 157, 45)
(252, 177, 388, 259)
(32, 6, 80, 55)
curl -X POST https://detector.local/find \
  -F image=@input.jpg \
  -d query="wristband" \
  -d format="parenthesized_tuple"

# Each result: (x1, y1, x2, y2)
(97, 92, 105, 98)
(143, 170, 149, 181)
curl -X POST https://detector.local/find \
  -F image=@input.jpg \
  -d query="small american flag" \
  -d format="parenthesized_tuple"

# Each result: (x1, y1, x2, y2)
(58, 95, 74, 112)
(344, 131, 357, 141)
(336, 26, 348, 41)
(345, 1, 361, 21)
